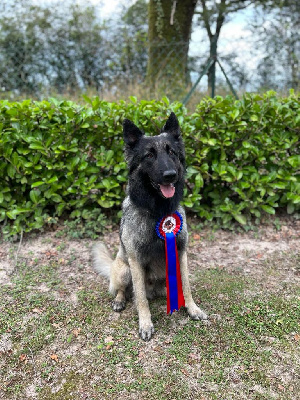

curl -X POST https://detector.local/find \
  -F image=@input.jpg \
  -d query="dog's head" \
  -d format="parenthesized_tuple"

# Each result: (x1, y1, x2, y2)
(123, 113, 185, 200)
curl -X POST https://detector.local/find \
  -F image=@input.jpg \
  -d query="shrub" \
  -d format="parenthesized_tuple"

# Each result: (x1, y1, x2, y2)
(0, 92, 299, 238)
(183, 91, 300, 226)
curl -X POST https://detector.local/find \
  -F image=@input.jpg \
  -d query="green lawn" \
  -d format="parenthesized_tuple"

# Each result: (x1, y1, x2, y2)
(0, 229, 299, 400)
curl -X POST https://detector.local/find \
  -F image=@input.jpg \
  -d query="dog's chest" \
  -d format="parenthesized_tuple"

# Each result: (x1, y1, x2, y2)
(120, 200, 187, 266)
(127, 222, 187, 266)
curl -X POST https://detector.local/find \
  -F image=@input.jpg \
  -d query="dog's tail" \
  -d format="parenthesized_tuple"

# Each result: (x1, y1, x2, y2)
(92, 243, 113, 279)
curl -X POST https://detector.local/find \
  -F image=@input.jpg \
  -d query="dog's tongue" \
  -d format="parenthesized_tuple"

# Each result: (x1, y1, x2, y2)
(159, 184, 175, 198)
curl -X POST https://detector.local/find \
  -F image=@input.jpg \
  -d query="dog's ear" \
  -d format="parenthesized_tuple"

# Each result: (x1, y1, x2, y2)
(123, 119, 144, 146)
(161, 112, 181, 140)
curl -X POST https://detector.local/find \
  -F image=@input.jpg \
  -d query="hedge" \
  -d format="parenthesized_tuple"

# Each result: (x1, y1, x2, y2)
(0, 91, 299, 238)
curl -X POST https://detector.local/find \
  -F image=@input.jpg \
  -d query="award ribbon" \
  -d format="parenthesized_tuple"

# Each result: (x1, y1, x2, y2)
(156, 211, 185, 314)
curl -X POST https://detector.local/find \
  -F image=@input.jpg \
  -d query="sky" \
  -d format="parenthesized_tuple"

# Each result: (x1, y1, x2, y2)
(96, 0, 136, 18)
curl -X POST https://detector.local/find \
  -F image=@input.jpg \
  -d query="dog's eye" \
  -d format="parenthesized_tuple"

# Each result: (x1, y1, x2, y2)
(168, 149, 175, 156)
(146, 153, 153, 159)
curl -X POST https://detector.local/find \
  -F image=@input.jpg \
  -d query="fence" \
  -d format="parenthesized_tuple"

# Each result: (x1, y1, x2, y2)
(0, 0, 298, 103)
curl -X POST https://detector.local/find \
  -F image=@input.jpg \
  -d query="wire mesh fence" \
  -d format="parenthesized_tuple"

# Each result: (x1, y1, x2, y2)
(0, 0, 194, 102)
(0, 0, 298, 103)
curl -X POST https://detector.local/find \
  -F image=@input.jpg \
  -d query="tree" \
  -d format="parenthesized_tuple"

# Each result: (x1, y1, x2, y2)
(109, 0, 148, 85)
(0, 4, 51, 94)
(50, 3, 107, 92)
(146, 0, 255, 97)
(250, 0, 299, 91)
(146, 0, 197, 97)
(146, 1, 299, 96)
(0, 1, 110, 96)
(195, 0, 253, 95)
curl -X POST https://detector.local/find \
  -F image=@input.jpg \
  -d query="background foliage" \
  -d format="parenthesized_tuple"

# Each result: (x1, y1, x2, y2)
(0, 92, 299, 238)
(0, 0, 298, 100)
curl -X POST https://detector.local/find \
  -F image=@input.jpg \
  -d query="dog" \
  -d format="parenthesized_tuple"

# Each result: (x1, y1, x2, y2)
(93, 112, 207, 341)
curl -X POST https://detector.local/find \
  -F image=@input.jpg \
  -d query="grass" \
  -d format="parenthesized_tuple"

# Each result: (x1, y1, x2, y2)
(0, 236, 299, 399)
(0, 83, 242, 111)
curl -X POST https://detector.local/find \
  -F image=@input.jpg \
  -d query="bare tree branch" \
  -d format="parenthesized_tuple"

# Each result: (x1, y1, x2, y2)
(215, 0, 226, 38)
(200, 0, 213, 38)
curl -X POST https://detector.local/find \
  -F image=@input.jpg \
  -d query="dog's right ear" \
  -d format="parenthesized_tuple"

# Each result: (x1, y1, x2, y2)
(123, 119, 144, 147)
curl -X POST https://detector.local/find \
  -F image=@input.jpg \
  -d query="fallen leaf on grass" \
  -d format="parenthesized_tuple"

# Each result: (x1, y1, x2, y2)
(50, 354, 59, 362)
(104, 336, 114, 350)
(188, 353, 199, 360)
(19, 354, 27, 363)
(32, 307, 43, 314)
(104, 336, 114, 344)
(193, 233, 201, 240)
(72, 328, 81, 337)
(181, 368, 188, 376)
(294, 334, 300, 342)
(44, 250, 58, 259)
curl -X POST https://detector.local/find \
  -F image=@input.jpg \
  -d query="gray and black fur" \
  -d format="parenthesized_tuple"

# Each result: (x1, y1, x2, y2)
(93, 113, 207, 341)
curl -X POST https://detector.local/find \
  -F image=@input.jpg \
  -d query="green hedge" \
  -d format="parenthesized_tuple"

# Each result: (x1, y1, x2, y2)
(0, 91, 299, 238)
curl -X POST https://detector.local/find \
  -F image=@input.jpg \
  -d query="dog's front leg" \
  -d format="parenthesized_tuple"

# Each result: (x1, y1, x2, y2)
(180, 251, 208, 321)
(128, 257, 154, 341)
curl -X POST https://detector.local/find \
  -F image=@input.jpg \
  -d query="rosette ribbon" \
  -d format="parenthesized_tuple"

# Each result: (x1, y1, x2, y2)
(156, 211, 185, 314)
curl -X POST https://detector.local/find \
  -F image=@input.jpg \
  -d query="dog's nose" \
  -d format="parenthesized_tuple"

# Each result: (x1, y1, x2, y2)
(163, 169, 177, 182)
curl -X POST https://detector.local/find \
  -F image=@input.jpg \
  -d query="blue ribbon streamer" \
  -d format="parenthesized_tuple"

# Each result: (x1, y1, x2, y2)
(165, 232, 179, 313)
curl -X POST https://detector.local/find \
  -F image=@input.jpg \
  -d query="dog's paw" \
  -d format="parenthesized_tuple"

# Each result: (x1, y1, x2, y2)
(187, 304, 208, 321)
(112, 299, 126, 312)
(139, 321, 154, 341)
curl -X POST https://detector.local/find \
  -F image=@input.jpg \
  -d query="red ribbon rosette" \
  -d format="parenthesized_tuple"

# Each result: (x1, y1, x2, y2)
(156, 211, 185, 314)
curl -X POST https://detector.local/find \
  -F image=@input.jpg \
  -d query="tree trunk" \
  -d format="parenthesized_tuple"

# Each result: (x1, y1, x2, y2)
(200, 0, 225, 96)
(147, 0, 197, 98)
(207, 35, 217, 97)
(288, 39, 299, 90)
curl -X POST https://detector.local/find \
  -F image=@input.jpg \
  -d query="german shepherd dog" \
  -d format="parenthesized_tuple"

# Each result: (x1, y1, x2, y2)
(93, 113, 207, 341)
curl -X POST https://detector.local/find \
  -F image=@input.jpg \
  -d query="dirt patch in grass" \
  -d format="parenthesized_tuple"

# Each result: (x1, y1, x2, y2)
(0, 215, 299, 399)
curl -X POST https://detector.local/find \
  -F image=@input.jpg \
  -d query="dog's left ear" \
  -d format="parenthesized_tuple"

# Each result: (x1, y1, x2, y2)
(161, 112, 181, 140)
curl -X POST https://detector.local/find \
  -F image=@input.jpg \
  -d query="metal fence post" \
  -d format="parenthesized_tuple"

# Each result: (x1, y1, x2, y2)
(217, 59, 239, 100)
(182, 58, 215, 105)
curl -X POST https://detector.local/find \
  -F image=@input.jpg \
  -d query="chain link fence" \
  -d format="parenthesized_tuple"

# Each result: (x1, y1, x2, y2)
(0, 0, 298, 102)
